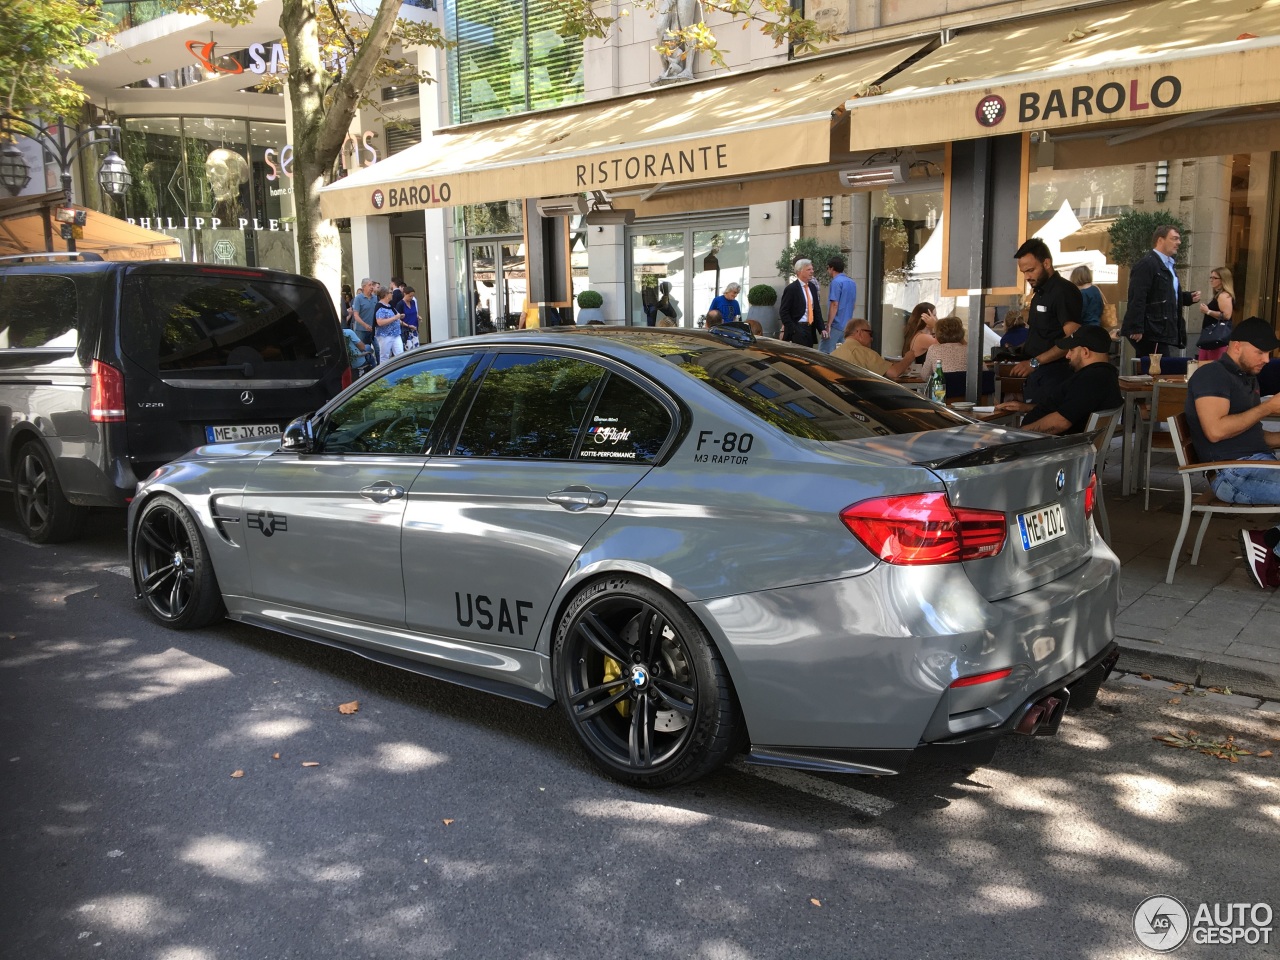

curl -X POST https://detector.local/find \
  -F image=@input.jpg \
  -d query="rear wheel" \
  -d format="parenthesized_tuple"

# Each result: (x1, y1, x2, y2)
(132, 496, 225, 629)
(553, 576, 741, 787)
(12, 441, 88, 543)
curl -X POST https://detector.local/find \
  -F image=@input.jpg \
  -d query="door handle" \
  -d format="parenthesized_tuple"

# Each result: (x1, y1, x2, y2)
(546, 486, 608, 512)
(360, 481, 405, 503)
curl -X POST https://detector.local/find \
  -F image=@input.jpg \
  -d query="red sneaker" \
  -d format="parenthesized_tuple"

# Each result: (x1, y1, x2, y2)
(1240, 529, 1275, 589)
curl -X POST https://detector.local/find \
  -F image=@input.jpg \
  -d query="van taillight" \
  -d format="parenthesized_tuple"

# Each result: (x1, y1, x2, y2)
(340, 365, 353, 390)
(90, 360, 126, 422)
(840, 492, 1007, 565)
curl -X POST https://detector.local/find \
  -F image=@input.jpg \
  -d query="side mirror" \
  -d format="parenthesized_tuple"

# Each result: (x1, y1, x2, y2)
(281, 414, 316, 453)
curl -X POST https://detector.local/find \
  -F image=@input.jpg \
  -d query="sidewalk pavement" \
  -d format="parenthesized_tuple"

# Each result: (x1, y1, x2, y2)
(1100, 448, 1280, 702)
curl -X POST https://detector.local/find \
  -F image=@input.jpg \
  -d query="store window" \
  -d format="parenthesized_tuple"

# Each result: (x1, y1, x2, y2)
(444, 0, 585, 124)
(628, 222, 749, 327)
(120, 117, 297, 270)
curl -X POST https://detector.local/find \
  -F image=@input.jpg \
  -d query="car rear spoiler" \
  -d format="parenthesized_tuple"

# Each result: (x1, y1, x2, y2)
(915, 432, 1092, 470)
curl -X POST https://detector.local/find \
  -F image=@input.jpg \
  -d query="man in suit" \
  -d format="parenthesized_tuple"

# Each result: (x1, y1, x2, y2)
(1122, 224, 1200, 355)
(778, 258, 825, 348)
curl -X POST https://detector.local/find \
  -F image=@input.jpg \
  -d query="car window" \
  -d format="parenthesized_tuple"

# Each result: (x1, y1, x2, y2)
(648, 339, 966, 440)
(319, 353, 474, 455)
(120, 270, 338, 378)
(453, 353, 604, 459)
(0, 275, 78, 349)
(578, 374, 672, 464)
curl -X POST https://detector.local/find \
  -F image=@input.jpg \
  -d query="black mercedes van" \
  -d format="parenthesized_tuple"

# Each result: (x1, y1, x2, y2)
(0, 255, 351, 542)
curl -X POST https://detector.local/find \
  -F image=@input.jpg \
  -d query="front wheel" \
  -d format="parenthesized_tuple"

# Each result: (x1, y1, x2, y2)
(553, 576, 741, 788)
(132, 495, 225, 629)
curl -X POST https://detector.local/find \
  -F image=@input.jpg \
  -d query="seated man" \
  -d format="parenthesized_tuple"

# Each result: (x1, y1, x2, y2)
(704, 309, 724, 328)
(1184, 317, 1280, 588)
(993, 325, 1120, 433)
(831, 319, 914, 379)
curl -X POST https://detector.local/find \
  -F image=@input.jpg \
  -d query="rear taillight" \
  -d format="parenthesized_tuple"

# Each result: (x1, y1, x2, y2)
(840, 492, 1007, 565)
(950, 668, 1013, 688)
(1084, 474, 1098, 519)
(340, 365, 353, 390)
(90, 360, 126, 422)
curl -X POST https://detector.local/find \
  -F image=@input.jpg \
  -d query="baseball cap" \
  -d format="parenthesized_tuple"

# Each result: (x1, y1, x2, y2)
(1229, 317, 1280, 352)
(1056, 325, 1113, 354)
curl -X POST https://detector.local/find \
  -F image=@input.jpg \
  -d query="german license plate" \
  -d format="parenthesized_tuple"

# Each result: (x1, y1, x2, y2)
(1017, 503, 1067, 551)
(205, 423, 281, 443)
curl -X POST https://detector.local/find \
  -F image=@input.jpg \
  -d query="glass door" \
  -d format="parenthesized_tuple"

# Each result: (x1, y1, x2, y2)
(466, 236, 522, 332)
(628, 219, 748, 327)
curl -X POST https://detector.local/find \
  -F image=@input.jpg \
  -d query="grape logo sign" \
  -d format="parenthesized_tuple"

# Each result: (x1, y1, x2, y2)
(371, 189, 385, 210)
(976, 95, 1006, 127)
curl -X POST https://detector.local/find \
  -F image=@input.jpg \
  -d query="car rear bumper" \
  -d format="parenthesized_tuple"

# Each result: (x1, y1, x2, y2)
(693, 543, 1120, 771)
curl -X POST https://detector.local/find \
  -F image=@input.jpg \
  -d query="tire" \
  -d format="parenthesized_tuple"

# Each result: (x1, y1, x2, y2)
(132, 495, 225, 629)
(12, 441, 88, 544)
(553, 575, 741, 788)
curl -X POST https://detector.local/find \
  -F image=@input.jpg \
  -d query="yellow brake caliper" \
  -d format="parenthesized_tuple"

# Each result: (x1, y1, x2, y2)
(602, 656, 631, 717)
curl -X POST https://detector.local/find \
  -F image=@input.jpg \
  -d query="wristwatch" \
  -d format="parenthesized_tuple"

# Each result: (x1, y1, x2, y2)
(1029, 357, 1041, 369)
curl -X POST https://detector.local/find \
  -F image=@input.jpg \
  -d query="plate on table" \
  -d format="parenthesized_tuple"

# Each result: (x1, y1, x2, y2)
(973, 406, 996, 414)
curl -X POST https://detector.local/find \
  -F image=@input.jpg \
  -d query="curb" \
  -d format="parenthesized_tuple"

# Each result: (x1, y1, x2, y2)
(1116, 640, 1280, 702)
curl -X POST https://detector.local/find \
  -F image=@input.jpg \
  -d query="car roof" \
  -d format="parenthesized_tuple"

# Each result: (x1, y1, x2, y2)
(451, 324, 781, 360)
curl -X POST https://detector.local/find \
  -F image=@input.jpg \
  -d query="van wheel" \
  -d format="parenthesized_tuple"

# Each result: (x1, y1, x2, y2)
(13, 441, 88, 543)
(553, 576, 741, 788)
(132, 496, 225, 629)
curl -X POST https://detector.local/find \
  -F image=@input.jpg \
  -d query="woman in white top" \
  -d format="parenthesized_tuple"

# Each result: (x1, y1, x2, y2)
(922, 316, 968, 373)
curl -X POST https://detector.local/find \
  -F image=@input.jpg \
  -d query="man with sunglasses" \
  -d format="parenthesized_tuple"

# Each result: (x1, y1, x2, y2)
(831, 320, 914, 378)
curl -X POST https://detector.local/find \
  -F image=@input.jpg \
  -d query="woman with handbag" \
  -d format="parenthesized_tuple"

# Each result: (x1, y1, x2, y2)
(1196, 267, 1235, 361)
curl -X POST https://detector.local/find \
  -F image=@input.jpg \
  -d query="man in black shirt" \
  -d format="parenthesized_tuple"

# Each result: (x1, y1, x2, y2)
(1185, 317, 1280, 588)
(1009, 238, 1082, 402)
(994, 325, 1121, 433)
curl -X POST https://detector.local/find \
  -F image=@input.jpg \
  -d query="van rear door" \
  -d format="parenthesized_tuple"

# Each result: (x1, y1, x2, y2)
(116, 265, 347, 475)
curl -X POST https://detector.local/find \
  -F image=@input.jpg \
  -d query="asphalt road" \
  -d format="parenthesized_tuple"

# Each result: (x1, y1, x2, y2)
(1, 502, 1277, 959)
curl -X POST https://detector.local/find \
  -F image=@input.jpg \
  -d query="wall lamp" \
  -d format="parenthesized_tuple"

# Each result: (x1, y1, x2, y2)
(821, 196, 833, 226)
(1154, 160, 1169, 203)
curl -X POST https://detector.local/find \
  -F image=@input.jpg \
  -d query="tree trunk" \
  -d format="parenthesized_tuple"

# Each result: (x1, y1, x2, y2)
(280, 0, 402, 293)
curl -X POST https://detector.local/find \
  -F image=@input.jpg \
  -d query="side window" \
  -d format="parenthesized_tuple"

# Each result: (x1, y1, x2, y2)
(578, 374, 673, 465)
(0, 275, 78, 349)
(319, 353, 473, 455)
(453, 353, 604, 459)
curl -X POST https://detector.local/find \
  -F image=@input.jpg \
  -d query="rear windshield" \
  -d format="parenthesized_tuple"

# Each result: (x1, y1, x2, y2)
(651, 338, 966, 440)
(120, 270, 339, 378)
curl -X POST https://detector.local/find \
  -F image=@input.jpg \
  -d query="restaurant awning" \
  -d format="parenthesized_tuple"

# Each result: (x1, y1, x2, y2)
(846, 0, 1280, 152)
(319, 40, 929, 220)
(0, 192, 182, 261)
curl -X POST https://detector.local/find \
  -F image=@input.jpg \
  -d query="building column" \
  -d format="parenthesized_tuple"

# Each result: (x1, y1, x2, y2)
(587, 224, 626, 323)
(748, 201, 789, 300)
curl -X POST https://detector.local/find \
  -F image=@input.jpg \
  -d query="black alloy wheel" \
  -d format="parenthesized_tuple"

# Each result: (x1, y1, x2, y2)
(132, 496, 225, 629)
(12, 441, 87, 543)
(554, 576, 741, 787)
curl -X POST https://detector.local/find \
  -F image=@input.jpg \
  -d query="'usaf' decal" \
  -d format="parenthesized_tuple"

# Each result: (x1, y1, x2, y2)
(247, 511, 288, 537)
(455, 593, 533, 636)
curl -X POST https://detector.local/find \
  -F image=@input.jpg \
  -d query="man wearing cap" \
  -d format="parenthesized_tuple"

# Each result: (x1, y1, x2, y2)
(1184, 317, 1280, 588)
(993, 325, 1121, 433)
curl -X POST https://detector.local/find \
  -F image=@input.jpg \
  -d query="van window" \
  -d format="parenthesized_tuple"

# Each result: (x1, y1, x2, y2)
(120, 271, 338, 379)
(0, 275, 78, 349)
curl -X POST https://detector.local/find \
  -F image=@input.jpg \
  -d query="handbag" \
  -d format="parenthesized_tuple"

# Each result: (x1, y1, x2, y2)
(1197, 320, 1232, 348)
(1099, 289, 1119, 331)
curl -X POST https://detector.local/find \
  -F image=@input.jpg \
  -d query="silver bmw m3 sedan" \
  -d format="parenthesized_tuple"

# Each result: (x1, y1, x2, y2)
(129, 325, 1120, 787)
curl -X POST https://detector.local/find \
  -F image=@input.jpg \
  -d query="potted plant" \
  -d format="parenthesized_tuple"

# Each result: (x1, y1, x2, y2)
(576, 289, 604, 325)
(747, 283, 780, 337)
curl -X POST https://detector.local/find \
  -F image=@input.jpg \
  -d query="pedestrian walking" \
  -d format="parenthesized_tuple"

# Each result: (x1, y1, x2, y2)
(374, 287, 404, 365)
(822, 256, 856, 354)
(1122, 224, 1200, 356)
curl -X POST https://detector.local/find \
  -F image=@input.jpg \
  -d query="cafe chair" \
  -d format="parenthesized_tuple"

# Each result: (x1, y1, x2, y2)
(1141, 378, 1190, 510)
(943, 369, 996, 403)
(1165, 412, 1280, 583)
(1085, 405, 1122, 544)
